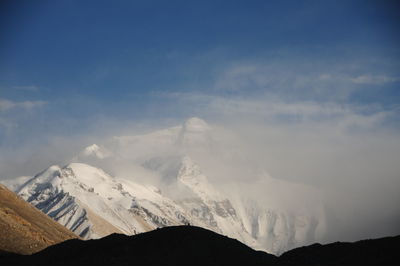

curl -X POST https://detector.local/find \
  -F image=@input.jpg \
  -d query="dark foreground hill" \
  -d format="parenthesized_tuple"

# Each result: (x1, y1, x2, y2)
(1, 225, 399, 266)
(278, 234, 400, 266)
(1, 226, 276, 266)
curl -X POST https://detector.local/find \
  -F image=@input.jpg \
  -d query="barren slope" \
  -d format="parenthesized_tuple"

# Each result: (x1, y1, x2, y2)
(0, 184, 78, 255)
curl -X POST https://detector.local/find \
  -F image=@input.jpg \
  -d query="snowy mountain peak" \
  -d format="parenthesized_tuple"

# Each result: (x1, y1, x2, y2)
(177, 118, 212, 148)
(182, 117, 210, 133)
(65, 163, 111, 182)
(17, 165, 61, 194)
(177, 156, 225, 202)
(79, 144, 111, 159)
(82, 144, 101, 156)
(178, 156, 204, 182)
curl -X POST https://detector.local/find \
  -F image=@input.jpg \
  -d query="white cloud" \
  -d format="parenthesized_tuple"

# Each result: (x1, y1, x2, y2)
(350, 75, 400, 85)
(0, 98, 47, 132)
(167, 92, 392, 132)
(210, 62, 366, 102)
(0, 98, 47, 112)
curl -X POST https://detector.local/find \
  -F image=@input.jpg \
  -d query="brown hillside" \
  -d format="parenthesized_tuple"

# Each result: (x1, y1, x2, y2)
(0, 184, 78, 255)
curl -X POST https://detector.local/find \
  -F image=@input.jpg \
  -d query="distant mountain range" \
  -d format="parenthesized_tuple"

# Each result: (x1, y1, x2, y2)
(0, 118, 398, 265)
(1, 226, 398, 266)
(2, 118, 325, 254)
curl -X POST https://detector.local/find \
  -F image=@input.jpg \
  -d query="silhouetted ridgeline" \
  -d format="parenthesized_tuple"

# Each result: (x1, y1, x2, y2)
(277, 234, 399, 266)
(1, 226, 399, 266)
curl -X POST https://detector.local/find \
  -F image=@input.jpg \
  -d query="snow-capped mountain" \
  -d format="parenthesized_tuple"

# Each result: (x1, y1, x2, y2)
(5, 162, 192, 239)
(2, 117, 326, 254)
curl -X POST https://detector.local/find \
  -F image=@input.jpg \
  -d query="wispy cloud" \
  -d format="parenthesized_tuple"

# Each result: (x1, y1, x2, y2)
(12, 85, 39, 91)
(206, 60, 400, 106)
(165, 92, 394, 132)
(350, 75, 400, 85)
(0, 98, 47, 112)
(0, 117, 17, 129)
(210, 62, 363, 101)
(0, 98, 47, 133)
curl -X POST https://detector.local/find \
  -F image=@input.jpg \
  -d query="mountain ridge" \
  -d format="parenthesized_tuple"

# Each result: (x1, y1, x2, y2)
(1, 226, 398, 266)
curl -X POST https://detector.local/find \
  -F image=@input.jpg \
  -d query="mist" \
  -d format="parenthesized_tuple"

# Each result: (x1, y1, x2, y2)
(224, 116, 400, 243)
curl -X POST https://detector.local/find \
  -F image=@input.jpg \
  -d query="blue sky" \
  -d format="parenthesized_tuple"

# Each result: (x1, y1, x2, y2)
(0, 0, 399, 156)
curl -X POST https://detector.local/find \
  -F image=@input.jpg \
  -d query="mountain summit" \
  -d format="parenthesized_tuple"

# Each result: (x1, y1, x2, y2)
(177, 117, 212, 148)
(182, 117, 210, 133)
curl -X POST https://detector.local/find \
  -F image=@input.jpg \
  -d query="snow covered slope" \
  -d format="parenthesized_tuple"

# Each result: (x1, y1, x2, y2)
(2, 117, 326, 254)
(5, 163, 191, 239)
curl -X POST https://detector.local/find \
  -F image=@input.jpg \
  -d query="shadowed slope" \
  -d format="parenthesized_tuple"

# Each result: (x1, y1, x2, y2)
(278, 235, 400, 266)
(1, 225, 398, 266)
(3, 226, 276, 265)
(0, 184, 78, 255)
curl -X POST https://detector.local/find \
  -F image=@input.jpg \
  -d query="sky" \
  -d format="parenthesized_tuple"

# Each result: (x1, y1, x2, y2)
(0, 0, 399, 168)
(0, 0, 400, 243)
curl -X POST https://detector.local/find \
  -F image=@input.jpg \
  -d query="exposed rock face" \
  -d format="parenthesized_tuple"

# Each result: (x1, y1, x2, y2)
(0, 184, 77, 255)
